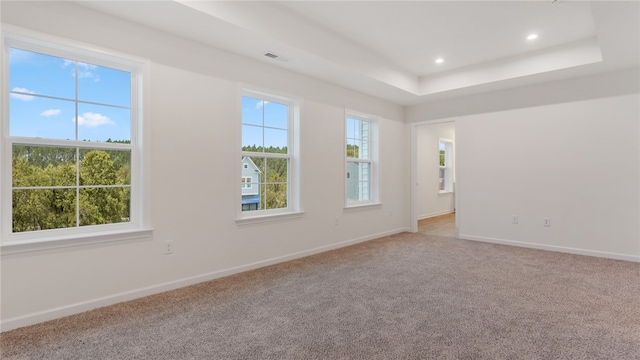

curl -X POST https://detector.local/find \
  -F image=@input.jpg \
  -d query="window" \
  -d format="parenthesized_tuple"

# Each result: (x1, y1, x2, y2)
(241, 177, 252, 189)
(346, 112, 378, 206)
(239, 89, 299, 218)
(439, 138, 454, 193)
(2, 31, 147, 248)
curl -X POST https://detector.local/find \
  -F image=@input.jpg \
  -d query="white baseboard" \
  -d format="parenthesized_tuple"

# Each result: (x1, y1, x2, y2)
(1, 227, 411, 332)
(418, 210, 454, 220)
(458, 234, 640, 263)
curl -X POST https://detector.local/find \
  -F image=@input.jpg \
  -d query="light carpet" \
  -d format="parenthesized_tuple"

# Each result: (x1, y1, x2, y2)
(2, 218, 639, 359)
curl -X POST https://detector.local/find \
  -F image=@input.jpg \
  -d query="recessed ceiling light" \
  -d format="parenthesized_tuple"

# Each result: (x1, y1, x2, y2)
(435, 58, 444, 64)
(527, 34, 538, 40)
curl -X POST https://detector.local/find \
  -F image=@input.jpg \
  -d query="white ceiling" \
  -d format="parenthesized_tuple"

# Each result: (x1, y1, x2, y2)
(278, 1, 597, 77)
(76, 0, 639, 105)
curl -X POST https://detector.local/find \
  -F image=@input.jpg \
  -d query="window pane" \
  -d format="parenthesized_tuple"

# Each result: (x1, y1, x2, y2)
(13, 189, 76, 232)
(351, 119, 360, 141)
(264, 101, 288, 130)
(77, 103, 130, 142)
(241, 157, 262, 202)
(9, 48, 75, 100)
(79, 148, 131, 186)
(265, 184, 287, 210)
(347, 119, 369, 159)
(79, 187, 130, 226)
(266, 158, 288, 183)
(12, 145, 77, 187)
(78, 64, 131, 107)
(347, 181, 371, 202)
(347, 118, 356, 139)
(242, 96, 263, 126)
(264, 128, 288, 153)
(242, 124, 263, 150)
(10, 97, 76, 140)
(347, 162, 371, 202)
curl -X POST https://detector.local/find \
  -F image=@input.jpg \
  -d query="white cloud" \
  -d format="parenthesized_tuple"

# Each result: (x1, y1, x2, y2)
(10, 87, 36, 101)
(78, 71, 100, 81)
(78, 62, 98, 71)
(41, 109, 61, 117)
(255, 100, 270, 109)
(73, 112, 114, 127)
(63, 60, 100, 81)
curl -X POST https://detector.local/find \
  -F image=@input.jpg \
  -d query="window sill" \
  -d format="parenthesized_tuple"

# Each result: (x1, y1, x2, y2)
(1, 228, 154, 256)
(344, 203, 382, 212)
(439, 190, 454, 195)
(235, 211, 305, 226)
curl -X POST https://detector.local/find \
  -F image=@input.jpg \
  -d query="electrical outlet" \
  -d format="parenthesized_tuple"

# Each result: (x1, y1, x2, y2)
(511, 215, 518, 224)
(543, 217, 551, 227)
(164, 242, 173, 254)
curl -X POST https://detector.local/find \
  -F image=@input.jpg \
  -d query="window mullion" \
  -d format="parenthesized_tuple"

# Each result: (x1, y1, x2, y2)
(346, 158, 370, 164)
(242, 151, 290, 159)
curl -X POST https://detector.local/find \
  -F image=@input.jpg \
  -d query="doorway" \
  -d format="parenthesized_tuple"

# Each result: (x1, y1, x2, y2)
(410, 121, 457, 234)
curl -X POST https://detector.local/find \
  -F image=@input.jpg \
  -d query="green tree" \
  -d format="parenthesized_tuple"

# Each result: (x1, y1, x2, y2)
(11, 146, 131, 232)
(79, 150, 129, 226)
(12, 149, 77, 232)
(346, 144, 360, 158)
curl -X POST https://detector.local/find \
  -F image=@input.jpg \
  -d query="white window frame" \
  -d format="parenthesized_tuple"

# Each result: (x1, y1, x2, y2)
(236, 87, 302, 224)
(1, 26, 152, 254)
(345, 110, 379, 208)
(439, 138, 454, 194)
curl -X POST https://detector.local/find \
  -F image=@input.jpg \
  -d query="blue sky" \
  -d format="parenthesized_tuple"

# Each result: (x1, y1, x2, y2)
(9, 48, 131, 142)
(242, 96, 288, 150)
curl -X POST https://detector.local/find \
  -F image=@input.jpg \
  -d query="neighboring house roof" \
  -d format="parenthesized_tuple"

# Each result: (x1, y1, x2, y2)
(242, 157, 262, 174)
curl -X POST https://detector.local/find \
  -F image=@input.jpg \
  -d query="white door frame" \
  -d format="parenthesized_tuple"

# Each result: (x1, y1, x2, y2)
(410, 119, 458, 233)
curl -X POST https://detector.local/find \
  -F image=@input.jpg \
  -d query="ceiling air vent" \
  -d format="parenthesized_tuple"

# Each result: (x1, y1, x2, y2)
(263, 52, 290, 63)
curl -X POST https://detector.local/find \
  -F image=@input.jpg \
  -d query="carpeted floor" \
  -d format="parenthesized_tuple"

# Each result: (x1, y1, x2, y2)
(2, 214, 639, 359)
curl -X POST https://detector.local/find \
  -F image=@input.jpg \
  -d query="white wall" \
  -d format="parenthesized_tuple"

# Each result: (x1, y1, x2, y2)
(408, 72, 640, 261)
(0, 2, 409, 330)
(416, 123, 455, 219)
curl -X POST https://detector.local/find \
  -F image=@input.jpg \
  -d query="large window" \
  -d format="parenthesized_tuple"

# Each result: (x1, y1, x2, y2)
(2, 31, 146, 247)
(346, 112, 378, 206)
(240, 90, 299, 218)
